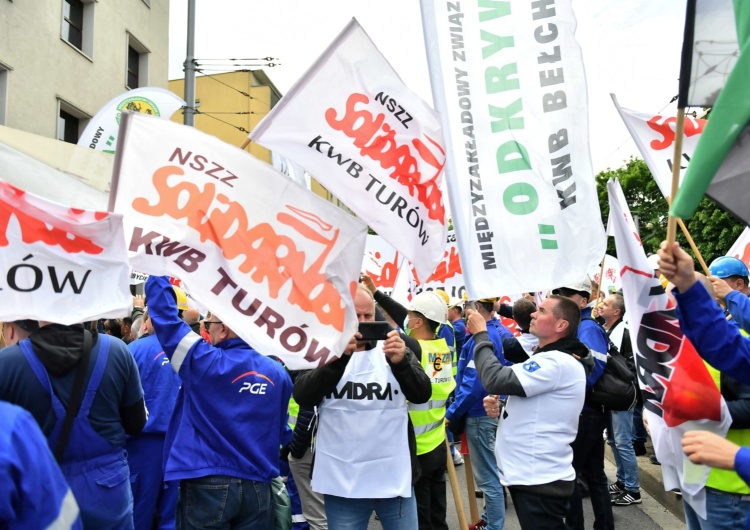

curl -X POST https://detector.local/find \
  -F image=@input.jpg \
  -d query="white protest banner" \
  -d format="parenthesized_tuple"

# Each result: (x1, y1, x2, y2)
(421, 1, 606, 297)
(79, 87, 185, 154)
(589, 254, 621, 296)
(112, 112, 367, 369)
(611, 94, 706, 198)
(363, 234, 402, 295)
(608, 178, 730, 517)
(0, 179, 131, 323)
(130, 271, 149, 285)
(727, 227, 750, 267)
(250, 18, 447, 281)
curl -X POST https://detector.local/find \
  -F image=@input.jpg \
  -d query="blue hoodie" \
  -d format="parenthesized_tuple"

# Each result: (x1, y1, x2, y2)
(146, 276, 292, 483)
(446, 320, 510, 420)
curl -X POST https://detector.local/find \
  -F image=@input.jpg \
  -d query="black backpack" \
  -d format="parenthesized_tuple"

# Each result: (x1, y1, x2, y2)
(583, 318, 637, 411)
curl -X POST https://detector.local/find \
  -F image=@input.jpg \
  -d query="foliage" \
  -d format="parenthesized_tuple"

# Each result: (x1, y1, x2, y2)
(596, 157, 745, 266)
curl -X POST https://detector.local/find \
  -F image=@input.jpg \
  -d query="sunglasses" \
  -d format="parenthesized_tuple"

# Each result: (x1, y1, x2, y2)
(203, 321, 222, 332)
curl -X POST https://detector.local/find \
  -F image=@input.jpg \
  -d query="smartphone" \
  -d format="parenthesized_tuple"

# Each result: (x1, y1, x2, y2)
(357, 321, 391, 341)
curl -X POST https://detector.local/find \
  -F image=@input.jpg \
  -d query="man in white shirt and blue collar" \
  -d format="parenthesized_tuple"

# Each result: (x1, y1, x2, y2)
(472, 295, 593, 530)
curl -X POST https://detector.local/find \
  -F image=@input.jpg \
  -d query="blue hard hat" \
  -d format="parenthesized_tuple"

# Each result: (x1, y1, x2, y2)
(709, 256, 749, 278)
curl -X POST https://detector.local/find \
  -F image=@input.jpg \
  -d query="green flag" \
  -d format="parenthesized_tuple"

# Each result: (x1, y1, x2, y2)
(671, 0, 750, 222)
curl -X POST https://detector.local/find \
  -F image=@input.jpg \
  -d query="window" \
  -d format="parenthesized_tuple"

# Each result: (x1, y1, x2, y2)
(57, 100, 89, 144)
(126, 33, 150, 89)
(127, 45, 139, 88)
(61, 0, 94, 57)
(62, 0, 83, 50)
(0, 63, 9, 126)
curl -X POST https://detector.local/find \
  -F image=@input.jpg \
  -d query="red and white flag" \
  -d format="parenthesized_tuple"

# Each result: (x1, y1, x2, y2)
(112, 112, 367, 369)
(0, 179, 131, 323)
(608, 178, 731, 517)
(250, 18, 447, 281)
(727, 227, 750, 269)
(611, 94, 707, 199)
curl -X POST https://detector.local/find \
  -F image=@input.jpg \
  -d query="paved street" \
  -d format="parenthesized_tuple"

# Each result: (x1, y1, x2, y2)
(367, 455, 685, 529)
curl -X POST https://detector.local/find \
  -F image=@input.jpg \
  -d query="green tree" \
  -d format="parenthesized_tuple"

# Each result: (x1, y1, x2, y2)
(596, 158, 745, 266)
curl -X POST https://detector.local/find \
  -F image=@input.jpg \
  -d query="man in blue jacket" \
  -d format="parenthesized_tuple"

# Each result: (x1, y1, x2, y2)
(0, 400, 83, 529)
(553, 277, 613, 530)
(145, 275, 293, 530)
(445, 297, 510, 530)
(126, 307, 182, 530)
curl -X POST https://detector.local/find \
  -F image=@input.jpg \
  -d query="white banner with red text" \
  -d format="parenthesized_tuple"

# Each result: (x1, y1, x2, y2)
(608, 178, 730, 518)
(112, 112, 367, 369)
(0, 179, 131, 323)
(420, 0, 605, 297)
(611, 94, 706, 199)
(250, 18, 448, 281)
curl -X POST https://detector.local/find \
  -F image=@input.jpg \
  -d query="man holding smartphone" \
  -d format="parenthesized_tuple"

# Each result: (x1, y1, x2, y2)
(293, 285, 431, 530)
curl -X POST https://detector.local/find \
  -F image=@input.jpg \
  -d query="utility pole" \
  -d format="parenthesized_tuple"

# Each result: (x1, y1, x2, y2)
(183, 0, 197, 126)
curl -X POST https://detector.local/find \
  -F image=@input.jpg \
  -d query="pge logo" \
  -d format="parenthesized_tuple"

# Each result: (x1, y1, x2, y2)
(231, 371, 275, 395)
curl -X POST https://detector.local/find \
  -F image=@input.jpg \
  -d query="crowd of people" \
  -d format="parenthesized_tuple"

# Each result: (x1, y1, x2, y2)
(4, 241, 750, 529)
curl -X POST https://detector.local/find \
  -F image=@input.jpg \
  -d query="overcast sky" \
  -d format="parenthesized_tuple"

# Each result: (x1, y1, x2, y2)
(168, 0, 686, 174)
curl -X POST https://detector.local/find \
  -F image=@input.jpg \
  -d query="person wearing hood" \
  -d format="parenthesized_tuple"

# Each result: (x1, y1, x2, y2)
(0, 320, 146, 529)
(472, 295, 592, 530)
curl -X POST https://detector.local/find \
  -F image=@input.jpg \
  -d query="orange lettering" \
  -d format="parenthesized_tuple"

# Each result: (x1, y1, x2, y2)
(326, 93, 446, 223)
(133, 166, 347, 330)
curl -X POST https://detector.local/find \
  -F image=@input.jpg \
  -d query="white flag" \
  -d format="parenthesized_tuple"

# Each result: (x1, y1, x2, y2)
(608, 178, 731, 518)
(112, 112, 367, 369)
(0, 179, 131, 323)
(79, 87, 185, 154)
(420, 0, 605, 297)
(611, 94, 706, 199)
(251, 18, 448, 281)
(727, 226, 750, 267)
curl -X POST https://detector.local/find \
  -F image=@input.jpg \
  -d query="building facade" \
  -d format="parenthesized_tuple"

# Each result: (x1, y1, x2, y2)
(168, 69, 279, 164)
(0, 0, 169, 141)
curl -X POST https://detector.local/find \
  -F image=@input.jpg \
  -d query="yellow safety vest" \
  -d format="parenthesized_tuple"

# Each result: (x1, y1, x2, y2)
(408, 338, 455, 455)
(288, 396, 299, 431)
(705, 352, 750, 494)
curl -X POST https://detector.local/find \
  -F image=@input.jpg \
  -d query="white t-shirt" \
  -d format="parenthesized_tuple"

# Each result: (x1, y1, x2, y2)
(495, 350, 586, 486)
(608, 320, 626, 352)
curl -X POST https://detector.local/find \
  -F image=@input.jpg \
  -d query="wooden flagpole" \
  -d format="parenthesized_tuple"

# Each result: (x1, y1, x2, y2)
(239, 138, 251, 150)
(464, 453, 480, 523)
(665, 108, 685, 251)
(445, 437, 469, 529)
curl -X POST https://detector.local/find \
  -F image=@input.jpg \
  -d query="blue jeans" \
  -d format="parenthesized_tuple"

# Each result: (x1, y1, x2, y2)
(632, 402, 647, 444)
(607, 410, 640, 491)
(684, 488, 750, 530)
(324, 492, 417, 530)
(176, 475, 273, 530)
(466, 416, 505, 530)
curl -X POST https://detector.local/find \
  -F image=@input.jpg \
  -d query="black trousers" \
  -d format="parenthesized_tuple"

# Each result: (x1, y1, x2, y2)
(414, 441, 449, 530)
(566, 407, 615, 530)
(509, 487, 569, 530)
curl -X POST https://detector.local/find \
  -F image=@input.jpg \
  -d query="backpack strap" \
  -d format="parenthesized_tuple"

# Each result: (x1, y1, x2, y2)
(54, 329, 93, 462)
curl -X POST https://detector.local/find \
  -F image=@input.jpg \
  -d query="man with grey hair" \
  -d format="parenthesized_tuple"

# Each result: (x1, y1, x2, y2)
(599, 293, 641, 506)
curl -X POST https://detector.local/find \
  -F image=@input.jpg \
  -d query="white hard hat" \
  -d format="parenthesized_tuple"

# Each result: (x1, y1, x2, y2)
(408, 291, 448, 323)
(553, 275, 592, 296)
